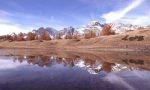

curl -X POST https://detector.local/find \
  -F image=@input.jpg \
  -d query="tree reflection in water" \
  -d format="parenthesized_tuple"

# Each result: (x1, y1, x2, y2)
(10, 51, 149, 74)
(0, 49, 150, 90)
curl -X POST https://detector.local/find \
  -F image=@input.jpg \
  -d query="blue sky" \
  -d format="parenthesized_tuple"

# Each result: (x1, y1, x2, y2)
(0, 0, 149, 35)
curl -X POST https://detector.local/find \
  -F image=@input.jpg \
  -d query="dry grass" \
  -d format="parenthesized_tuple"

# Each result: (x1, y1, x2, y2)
(0, 29, 150, 51)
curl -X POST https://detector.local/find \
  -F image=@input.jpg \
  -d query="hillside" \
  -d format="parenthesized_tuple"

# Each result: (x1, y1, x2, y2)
(0, 29, 150, 51)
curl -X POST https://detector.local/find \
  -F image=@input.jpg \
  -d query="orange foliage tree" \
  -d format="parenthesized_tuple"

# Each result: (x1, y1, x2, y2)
(39, 31, 51, 40)
(26, 32, 36, 41)
(100, 24, 112, 36)
(17, 32, 24, 41)
(84, 30, 96, 39)
(55, 32, 61, 39)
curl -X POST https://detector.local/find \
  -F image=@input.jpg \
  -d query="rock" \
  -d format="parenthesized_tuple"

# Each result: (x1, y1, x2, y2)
(128, 36, 144, 41)
(122, 35, 129, 41)
(136, 36, 144, 41)
(129, 37, 136, 41)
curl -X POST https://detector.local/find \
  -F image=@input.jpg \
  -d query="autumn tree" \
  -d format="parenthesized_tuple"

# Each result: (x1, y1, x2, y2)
(84, 30, 96, 39)
(55, 32, 61, 39)
(39, 31, 51, 40)
(100, 24, 112, 36)
(17, 32, 24, 41)
(26, 32, 36, 41)
(64, 33, 72, 39)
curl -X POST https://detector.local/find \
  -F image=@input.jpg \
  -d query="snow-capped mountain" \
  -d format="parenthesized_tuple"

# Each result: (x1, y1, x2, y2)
(30, 21, 145, 39)
(111, 23, 145, 34)
(76, 21, 103, 36)
(32, 27, 57, 39)
(55, 21, 103, 39)
(59, 26, 77, 38)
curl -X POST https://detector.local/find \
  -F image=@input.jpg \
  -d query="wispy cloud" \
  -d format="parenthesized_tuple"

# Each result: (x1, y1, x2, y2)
(103, 74, 136, 90)
(0, 10, 66, 35)
(0, 10, 33, 35)
(101, 0, 145, 23)
(0, 23, 30, 35)
(120, 12, 150, 25)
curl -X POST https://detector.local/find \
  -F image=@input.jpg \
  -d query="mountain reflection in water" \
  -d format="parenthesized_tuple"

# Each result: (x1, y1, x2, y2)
(0, 49, 150, 90)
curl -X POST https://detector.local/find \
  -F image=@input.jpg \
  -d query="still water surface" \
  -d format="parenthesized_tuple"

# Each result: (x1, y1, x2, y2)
(0, 49, 150, 90)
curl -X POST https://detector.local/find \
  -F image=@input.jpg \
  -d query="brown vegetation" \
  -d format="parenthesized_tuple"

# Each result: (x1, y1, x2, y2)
(55, 32, 61, 39)
(100, 24, 112, 36)
(26, 32, 36, 41)
(84, 30, 96, 39)
(11, 33, 17, 41)
(72, 35, 78, 39)
(0, 35, 11, 41)
(39, 31, 51, 40)
(17, 32, 24, 41)
(64, 33, 72, 39)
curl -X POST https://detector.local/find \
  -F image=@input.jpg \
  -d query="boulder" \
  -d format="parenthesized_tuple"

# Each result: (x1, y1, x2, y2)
(122, 35, 129, 41)
(137, 36, 144, 41)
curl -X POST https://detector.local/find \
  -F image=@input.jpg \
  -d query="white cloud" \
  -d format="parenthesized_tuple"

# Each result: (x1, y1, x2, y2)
(120, 13, 150, 25)
(0, 59, 27, 70)
(0, 10, 66, 32)
(101, 0, 145, 23)
(0, 20, 32, 35)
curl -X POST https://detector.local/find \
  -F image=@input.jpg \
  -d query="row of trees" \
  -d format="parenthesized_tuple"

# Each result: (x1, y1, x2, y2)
(20, 31, 51, 41)
(0, 31, 51, 41)
(0, 24, 113, 41)
(13, 54, 113, 73)
(84, 24, 114, 39)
